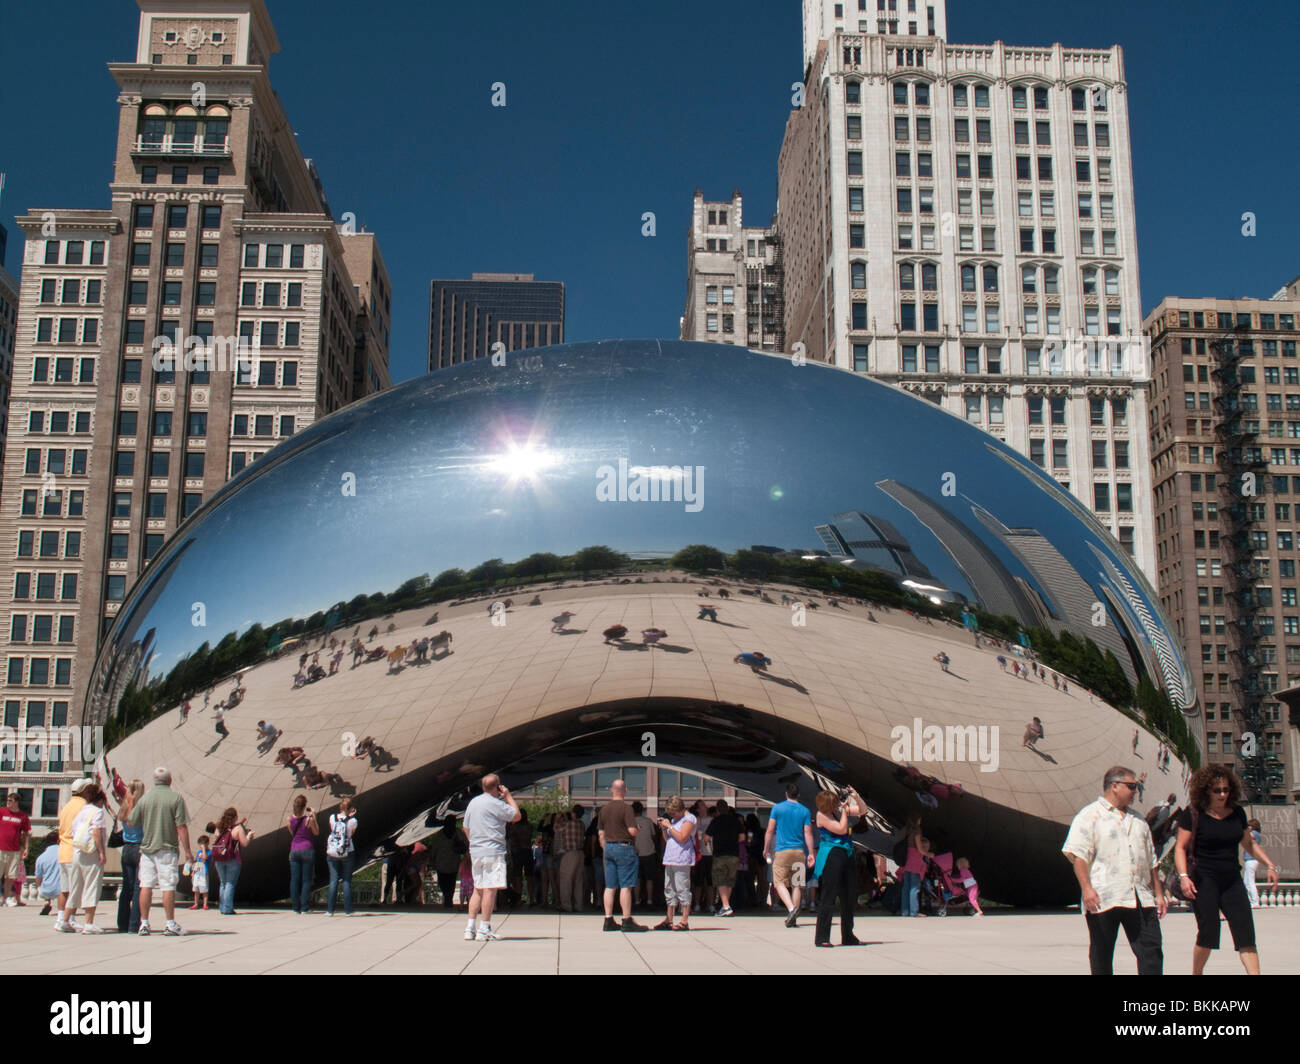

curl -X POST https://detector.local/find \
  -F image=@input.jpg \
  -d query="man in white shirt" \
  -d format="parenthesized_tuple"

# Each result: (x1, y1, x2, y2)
(462, 774, 520, 942)
(1062, 765, 1167, 975)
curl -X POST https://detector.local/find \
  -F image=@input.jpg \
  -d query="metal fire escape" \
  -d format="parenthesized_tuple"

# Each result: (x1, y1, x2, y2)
(1211, 324, 1286, 800)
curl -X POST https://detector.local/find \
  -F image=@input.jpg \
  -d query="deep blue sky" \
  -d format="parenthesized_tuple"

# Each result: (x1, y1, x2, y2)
(2, 0, 1297, 384)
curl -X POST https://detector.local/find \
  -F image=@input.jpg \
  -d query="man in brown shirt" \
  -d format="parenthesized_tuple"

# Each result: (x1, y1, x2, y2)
(597, 779, 648, 932)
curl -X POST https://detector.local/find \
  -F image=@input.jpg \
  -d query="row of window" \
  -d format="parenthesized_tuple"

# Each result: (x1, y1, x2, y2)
(27, 411, 91, 435)
(132, 202, 223, 231)
(119, 318, 304, 351)
(13, 572, 78, 601)
(240, 281, 304, 308)
(232, 414, 296, 437)
(33, 318, 99, 346)
(41, 240, 106, 267)
(119, 410, 207, 437)
(0, 787, 64, 816)
(22, 448, 88, 476)
(113, 451, 207, 479)
(5, 657, 72, 686)
(139, 164, 221, 185)
(20, 490, 85, 519)
(16, 531, 81, 560)
(1179, 310, 1297, 331)
(9, 615, 75, 644)
(889, 343, 1137, 387)
(37, 279, 103, 306)
(110, 491, 202, 521)
(885, 152, 1112, 185)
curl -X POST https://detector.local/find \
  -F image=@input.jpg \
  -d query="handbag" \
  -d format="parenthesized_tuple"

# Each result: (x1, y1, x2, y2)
(107, 817, 124, 849)
(1163, 807, 1199, 901)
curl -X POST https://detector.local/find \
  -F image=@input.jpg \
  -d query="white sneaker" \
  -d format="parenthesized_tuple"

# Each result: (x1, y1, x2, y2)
(80, 924, 105, 935)
(4, 896, 17, 907)
(475, 926, 499, 941)
(53, 919, 68, 933)
(464, 926, 477, 940)
(138, 922, 151, 936)
(164, 921, 184, 936)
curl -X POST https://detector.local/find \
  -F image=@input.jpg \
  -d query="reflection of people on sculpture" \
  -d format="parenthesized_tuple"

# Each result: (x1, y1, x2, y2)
(717, 588, 730, 599)
(551, 611, 576, 632)
(602, 624, 628, 644)
(1022, 717, 1044, 749)
(528, 595, 542, 606)
(275, 747, 306, 768)
(429, 631, 453, 658)
(302, 765, 328, 789)
(641, 627, 668, 646)
(734, 651, 771, 673)
(387, 646, 407, 672)
(933, 651, 950, 673)
(353, 736, 375, 760)
(368, 626, 379, 641)
(698, 606, 719, 622)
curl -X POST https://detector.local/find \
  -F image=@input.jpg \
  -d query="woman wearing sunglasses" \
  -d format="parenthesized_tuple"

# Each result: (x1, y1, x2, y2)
(1173, 765, 1280, 974)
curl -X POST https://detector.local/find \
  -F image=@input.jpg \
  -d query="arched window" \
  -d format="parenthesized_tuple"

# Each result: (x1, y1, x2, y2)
(921, 263, 937, 291)
(960, 264, 976, 292)
(899, 263, 915, 291)
(845, 79, 861, 104)
(851, 261, 867, 289)
(983, 265, 999, 293)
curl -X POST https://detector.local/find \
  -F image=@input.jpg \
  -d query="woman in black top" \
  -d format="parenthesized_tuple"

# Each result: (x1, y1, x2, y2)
(1174, 766, 1280, 974)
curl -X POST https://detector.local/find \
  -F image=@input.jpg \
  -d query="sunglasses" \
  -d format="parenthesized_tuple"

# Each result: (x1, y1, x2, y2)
(1114, 781, 1138, 789)
(1211, 787, 1231, 795)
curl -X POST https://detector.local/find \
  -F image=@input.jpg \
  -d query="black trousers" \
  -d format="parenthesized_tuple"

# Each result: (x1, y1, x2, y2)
(437, 871, 457, 909)
(814, 847, 857, 945)
(1191, 867, 1255, 951)
(1085, 896, 1163, 975)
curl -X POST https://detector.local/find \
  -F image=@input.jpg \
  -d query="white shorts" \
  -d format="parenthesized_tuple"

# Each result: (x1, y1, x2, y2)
(471, 853, 507, 890)
(59, 862, 74, 893)
(192, 871, 209, 893)
(139, 849, 180, 891)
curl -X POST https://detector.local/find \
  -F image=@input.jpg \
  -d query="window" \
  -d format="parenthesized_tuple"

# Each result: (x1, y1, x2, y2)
(265, 244, 283, 268)
(164, 242, 184, 267)
(280, 416, 296, 437)
(974, 85, 989, 108)
(1038, 156, 1052, 180)
(184, 452, 204, 478)
(243, 244, 259, 268)
(146, 492, 167, 518)
(847, 151, 863, 176)
(201, 205, 221, 229)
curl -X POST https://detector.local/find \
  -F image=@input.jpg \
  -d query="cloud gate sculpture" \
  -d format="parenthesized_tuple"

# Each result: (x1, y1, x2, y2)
(87, 341, 1198, 906)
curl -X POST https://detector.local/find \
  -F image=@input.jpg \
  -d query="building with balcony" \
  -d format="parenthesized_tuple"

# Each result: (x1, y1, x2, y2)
(680, 190, 785, 353)
(1146, 279, 1300, 803)
(0, 0, 390, 828)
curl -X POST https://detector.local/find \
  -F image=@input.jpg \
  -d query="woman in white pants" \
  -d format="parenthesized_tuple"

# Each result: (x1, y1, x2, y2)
(58, 783, 108, 934)
(1243, 818, 1262, 908)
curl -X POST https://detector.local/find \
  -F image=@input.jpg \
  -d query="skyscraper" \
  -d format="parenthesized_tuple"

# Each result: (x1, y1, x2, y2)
(777, 0, 1153, 577)
(0, 0, 390, 826)
(428, 273, 564, 371)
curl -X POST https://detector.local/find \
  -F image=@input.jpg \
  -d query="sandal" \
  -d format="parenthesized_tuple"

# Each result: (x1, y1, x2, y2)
(653, 919, 674, 931)
(672, 922, 691, 931)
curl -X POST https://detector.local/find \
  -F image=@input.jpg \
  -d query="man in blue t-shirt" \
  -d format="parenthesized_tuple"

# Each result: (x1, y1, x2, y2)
(763, 783, 815, 927)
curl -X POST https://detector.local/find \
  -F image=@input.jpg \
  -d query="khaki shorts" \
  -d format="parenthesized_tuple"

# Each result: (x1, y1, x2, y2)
(711, 855, 739, 888)
(139, 849, 180, 891)
(0, 850, 22, 881)
(773, 849, 806, 891)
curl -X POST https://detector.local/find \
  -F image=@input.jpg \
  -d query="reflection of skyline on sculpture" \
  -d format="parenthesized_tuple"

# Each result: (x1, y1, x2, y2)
(93, 340, 1192, 708)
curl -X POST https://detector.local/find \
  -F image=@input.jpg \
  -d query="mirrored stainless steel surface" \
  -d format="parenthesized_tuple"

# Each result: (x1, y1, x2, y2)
(88, 341, 1198, 904)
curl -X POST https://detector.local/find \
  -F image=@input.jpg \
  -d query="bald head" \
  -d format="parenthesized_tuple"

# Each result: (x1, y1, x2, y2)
(481, 773, 501, 794)
(610, 779, 627, 798)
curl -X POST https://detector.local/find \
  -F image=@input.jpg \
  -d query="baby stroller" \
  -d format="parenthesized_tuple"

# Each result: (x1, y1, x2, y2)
(918, 852, 965, 916)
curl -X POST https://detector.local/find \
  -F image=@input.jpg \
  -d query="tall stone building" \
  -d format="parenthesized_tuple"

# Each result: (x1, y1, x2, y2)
(1146, 280, 1300, 802)
(776, 0, 1153, 576)
(680, 190, 785, 353)
(0, 0, 390, 825)
(0, 224, 17, 486)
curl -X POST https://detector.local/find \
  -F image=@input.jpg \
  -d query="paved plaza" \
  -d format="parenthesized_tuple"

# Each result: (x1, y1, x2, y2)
(3, 905, 1297, 975)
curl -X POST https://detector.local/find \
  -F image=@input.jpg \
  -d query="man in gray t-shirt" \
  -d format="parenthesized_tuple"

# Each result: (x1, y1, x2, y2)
(461, 774, 520, 941)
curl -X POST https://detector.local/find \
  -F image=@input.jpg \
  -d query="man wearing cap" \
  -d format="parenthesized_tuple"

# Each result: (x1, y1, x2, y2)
(54, 779, 91, 928)
(0, 792, 31, 906)
(124, 767, 193, 937)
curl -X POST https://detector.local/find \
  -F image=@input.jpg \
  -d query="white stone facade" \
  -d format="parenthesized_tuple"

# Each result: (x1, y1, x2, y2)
(779, 5, 1154, 577)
